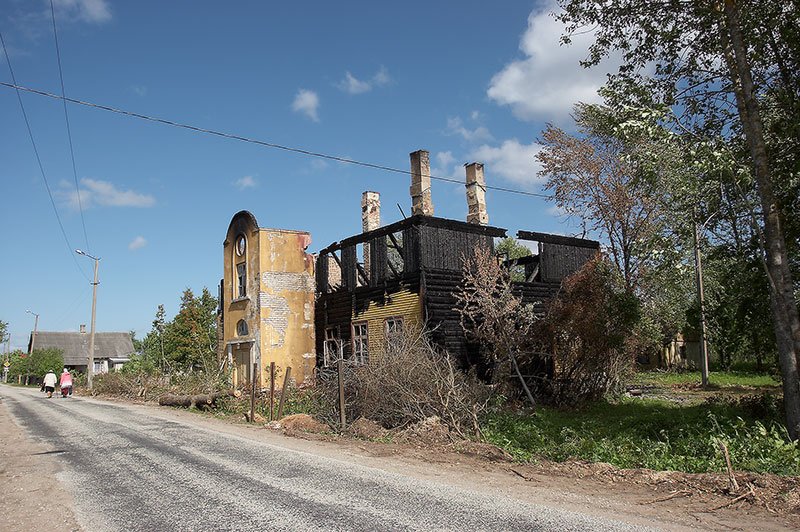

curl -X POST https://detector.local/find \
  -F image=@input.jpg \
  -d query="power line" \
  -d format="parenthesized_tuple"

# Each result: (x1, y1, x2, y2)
(0, 81, 552, 200)
(50, 0, 90, 254)
(0, 32, 90, 281)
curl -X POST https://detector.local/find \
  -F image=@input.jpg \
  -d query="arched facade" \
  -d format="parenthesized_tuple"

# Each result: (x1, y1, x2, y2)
(220, 211, 316, 388)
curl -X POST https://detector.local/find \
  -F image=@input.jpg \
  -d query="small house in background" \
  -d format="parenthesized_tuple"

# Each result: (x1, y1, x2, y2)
(219, 211, 316, 388)
(28, 325, 133, 373)
(315, 150, 600, 370)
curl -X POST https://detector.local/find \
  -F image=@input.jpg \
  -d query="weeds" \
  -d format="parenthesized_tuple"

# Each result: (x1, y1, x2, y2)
(481, 397, 800, 475)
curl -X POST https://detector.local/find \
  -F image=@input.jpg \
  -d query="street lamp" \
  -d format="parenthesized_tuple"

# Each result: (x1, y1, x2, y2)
(76, 249, 100, 390)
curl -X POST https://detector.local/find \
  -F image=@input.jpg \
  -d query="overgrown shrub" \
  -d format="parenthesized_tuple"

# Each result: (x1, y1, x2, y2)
(456, 248, 637, 407)
(536, 255, 639, 405)
(92, 367, 229, 400)
(317, 326, 491, 439)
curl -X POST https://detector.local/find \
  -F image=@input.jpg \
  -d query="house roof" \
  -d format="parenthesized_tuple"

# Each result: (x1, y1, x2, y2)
(28, 331, 134, 366)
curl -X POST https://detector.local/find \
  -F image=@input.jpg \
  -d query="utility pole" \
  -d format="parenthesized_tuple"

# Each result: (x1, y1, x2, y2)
(76, 249, 100, 390)
(26, 310, 40, 356)
(692, 217, 710, 388)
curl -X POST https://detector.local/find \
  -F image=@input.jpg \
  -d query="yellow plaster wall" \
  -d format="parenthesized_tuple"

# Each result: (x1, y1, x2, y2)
(352, 289, 422, 357)
(256, 229, 316, 387)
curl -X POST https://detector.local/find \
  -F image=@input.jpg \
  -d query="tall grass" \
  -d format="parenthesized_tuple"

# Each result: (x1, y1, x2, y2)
(482, 397, 799, 475)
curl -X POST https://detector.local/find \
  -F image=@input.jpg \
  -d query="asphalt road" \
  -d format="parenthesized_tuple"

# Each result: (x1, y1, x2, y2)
(1, 385, 652, 532)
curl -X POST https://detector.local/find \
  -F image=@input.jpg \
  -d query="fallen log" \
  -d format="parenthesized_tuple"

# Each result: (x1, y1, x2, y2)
(158, 390, 241, 410)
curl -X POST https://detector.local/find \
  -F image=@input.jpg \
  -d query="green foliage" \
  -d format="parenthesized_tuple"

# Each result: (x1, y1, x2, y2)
(482, 397, 799, 475)
(0, 319, 8, 345)
(8, 348, 63, 379)
(138, 288, 219, 374)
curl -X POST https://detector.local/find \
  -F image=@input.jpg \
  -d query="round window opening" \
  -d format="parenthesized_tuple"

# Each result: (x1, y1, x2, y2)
(235, 235, 246, 256)
(236, 319, 248, 337)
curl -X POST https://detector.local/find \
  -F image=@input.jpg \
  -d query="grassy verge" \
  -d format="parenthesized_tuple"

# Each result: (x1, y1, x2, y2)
(482, 396, 799, 476)
(631, 369, 780, 388)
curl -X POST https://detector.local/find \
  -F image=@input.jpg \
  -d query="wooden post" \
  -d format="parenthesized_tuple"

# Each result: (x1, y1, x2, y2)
(249, 362, 257, 423)
(337, 358, 346, 430)
(509, 351, 536, 409)
(693, 216, 710, 387)
(269, 361, 276, 422)
(276, 366, 292, 420)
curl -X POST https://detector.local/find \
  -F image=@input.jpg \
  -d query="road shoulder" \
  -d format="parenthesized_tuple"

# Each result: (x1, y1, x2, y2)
(0, 390, 82, 532)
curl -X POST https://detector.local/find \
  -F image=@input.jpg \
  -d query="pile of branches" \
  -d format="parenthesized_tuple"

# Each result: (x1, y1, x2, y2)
(317, 326, 490, 439)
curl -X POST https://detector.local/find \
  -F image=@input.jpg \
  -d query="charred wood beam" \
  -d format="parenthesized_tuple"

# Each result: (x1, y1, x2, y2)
(517, 230, 600, 249)
(386, 259, 401, 279)
(356, 262, 369, 286)
(387, 232, 404, 259)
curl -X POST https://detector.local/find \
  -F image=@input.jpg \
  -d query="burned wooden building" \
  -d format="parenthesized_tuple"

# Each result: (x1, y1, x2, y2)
(314, 150, 599, 369)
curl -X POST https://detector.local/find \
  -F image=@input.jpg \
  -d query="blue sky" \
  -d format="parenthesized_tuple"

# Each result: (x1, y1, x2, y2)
(1, 0, 615, 349)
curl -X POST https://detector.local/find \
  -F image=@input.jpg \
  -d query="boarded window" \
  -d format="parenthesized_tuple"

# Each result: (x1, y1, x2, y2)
(352, 322, 369, 365)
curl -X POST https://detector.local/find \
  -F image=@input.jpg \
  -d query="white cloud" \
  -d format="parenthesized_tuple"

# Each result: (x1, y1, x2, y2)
(61, 178, 155, 209)
(292, 89, 320, 122)
(471, 139, 544, 187)
(53, 0, 112, 24)
(234, 175, 257, 190)
(336, 66, 392, 95)
(338, 72, 371, 94)
(445, 117, 493, 143)
(130, 85, 147, 97)
(487, 3, 619, 122)
(435, 151, 456, 169)
(372, 66, 390, 86)
(128, 236, 147, 251)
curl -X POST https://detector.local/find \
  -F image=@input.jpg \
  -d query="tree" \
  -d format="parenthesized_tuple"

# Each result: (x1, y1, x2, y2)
(558, 0, 800, 438)
(455, 247, 540, 406)
(165, 288, 218, 372)
(538, 103, 667, 292)
(0, 320, 8, 345)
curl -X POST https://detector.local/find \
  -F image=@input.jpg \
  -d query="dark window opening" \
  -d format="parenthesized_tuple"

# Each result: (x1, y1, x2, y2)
(236, 262, 247, 298)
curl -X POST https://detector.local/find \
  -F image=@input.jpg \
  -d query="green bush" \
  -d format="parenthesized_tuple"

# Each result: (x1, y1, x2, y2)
(7, 348, 63, 382)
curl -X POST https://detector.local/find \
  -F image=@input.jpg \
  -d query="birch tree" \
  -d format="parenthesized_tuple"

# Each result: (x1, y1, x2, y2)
(557, 0, 800, 438)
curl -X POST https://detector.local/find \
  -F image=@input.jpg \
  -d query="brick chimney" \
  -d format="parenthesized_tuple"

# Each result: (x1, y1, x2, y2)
(409, 150, 434, 216)
(465, 162, 488, 225)
(361, 191, 380, 280)
(361, 191, 381, 233)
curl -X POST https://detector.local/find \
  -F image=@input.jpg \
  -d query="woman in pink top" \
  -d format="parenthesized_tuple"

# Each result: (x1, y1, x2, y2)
(59, 368, 73, 398)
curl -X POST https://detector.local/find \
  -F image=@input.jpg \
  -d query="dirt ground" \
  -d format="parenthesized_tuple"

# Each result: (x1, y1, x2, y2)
(4, 389, 800, 531)
(0, 394, 82, 532)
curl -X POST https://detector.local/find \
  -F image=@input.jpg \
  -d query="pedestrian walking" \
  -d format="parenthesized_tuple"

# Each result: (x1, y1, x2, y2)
(42, 370, 57, 398)
(60, 368, 73, 398)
